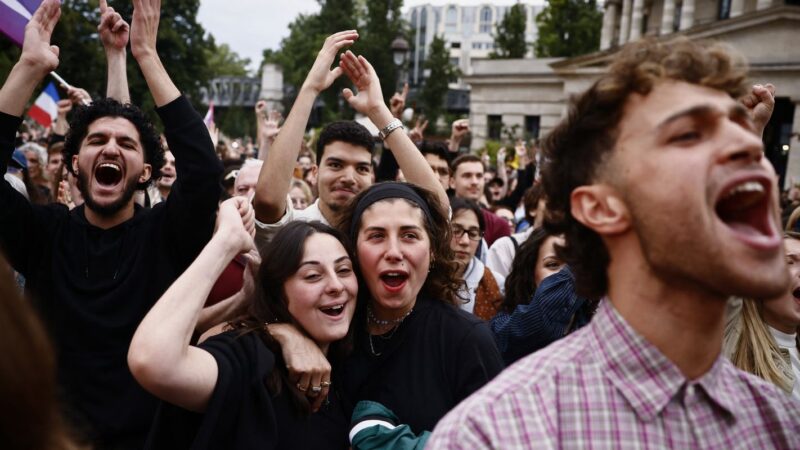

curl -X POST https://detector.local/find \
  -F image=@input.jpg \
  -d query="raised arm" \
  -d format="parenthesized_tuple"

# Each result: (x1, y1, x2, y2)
(0, 0, 60, 117)
(130, 0, 179, 106)
(340, 51, 449, 208)
(128, 197, 256, 412)
(253, 31, 358, 223)
(740, 83, 775, 139)
(99, 0, 130, 102)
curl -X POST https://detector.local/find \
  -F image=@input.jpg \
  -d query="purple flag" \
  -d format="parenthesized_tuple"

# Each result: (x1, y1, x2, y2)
(0, 0, 43, 47)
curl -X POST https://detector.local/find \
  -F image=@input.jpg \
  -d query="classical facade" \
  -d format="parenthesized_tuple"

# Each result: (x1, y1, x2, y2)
(464, 1, 800, 187)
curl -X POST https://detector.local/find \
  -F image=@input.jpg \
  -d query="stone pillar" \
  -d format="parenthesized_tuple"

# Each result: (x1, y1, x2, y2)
(600, 1, 619, 49)
(660, 0, 675, 35)
(679, 0, 695, 30)
(629, 0, 644, 41)
(785, 102, 800, 190)
(619, 0, 632, 44)
(730, 0, 745, 17)
(756, 0, 773, 10)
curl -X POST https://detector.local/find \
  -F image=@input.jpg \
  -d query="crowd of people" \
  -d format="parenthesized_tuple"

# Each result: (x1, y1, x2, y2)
(2, 0, 800, 449)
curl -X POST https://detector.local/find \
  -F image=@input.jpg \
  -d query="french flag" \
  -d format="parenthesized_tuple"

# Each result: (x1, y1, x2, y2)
(0, 0, 42, 47)
(28, 82, 60, 128)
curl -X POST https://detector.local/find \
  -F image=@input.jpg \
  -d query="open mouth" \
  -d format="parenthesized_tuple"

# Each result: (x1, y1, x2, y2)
(379, 271, 409, 292)
(95, 162, 123, 187)
(792, 287, 800, 302)
(320, 303, 346, 317)
(714, 177, 778, 249)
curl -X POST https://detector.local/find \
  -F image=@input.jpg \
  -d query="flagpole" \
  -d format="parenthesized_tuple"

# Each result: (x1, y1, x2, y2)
(49, 71, 90, 105)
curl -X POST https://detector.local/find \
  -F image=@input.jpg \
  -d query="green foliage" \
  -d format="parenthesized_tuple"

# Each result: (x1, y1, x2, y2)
(535, 0, 602, 57)
(263, 0, 358, 123)
(351, 0, 406, 105)
(419, 35, 459, 135)
(491, 4, 528, 59)
(205, 40, 251, 78)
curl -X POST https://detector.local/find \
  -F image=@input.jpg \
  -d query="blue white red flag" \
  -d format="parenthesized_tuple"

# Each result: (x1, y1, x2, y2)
(28, 82, 60, 128)
(0, 0, 44, 47)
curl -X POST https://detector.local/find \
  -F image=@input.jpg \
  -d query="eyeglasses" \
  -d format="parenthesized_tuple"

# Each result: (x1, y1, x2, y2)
(451, 225, 483, 241)
(431, 166, 450, 176)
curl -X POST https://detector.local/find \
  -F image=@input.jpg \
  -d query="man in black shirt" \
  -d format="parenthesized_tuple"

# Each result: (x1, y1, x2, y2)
(0, 0, 222, 447)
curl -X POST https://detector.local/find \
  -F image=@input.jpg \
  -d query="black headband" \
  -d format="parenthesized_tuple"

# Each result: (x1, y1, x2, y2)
(349, 182, 434, 239)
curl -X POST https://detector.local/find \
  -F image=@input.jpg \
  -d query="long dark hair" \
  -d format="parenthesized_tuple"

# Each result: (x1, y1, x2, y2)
(337, 182, 462, 306)
(234, 221, 355, 415)
(502, 228, 555, 313)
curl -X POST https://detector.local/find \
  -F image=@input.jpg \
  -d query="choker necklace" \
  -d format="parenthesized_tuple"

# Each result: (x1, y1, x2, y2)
(367, 305, 413, 327)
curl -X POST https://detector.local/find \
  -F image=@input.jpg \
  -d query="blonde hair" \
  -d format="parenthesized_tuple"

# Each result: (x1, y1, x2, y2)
(728, 298, 792, 392)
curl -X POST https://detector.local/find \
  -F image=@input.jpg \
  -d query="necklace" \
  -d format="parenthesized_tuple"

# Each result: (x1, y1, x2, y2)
(367, 305, 413, 327)
(366, 306, 413, 356)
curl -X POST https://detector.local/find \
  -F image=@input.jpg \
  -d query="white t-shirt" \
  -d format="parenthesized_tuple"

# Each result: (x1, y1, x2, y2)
(769, 326, 800, 402)
(485, 228, 534, 280)
(254, 196, 328, 250)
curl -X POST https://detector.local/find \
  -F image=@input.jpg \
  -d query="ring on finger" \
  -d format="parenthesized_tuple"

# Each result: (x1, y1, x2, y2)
(296, 383, 308, 392)
(309, 386, 322, 396)
(320, 381, 332, 387)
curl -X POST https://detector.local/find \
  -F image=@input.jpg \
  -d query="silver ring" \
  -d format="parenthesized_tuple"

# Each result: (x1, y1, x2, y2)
(309, 386, 322, 396)
(296, 383, 308, 392)
(320, 381, 332, 387)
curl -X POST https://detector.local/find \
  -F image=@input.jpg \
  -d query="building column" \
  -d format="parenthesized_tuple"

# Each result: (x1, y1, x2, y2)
(619, 0, 632, 44)
(660, 0, 675, 35)
(679, 0, 695, 30)
(756, 0, 773, 10)
(600, 0, 619, 49)
(629, 0, 644, 41)
(785, 101, 800, 190)
(730, 0, 745, 17)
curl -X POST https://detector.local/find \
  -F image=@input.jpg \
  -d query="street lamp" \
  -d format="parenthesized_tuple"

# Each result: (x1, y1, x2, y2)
(391, 36, 409, 67)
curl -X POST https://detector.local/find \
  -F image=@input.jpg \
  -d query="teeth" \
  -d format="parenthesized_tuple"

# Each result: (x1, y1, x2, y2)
(99, 163, 121, 172)
(322, 304, 344, 311)
(725, 181, 764, 199)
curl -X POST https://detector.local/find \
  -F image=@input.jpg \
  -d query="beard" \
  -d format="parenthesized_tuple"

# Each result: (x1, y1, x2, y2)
(76, 170, 140, 217)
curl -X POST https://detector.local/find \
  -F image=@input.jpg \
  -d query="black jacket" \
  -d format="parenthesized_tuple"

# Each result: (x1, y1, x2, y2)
(0, 96, 222, 449)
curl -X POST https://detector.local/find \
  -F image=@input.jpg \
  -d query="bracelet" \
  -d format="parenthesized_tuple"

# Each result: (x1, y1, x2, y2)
(378, 119, 404, 141)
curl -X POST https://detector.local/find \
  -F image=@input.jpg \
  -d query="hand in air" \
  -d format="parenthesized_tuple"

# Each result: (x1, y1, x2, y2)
(99, 0, 130, 53)
(340, 51, 385, 116)
(302, 30, 359, 95)
(741, 83, 775, 137)
(20, 0, 61, 76)
(216, 197, 256, 255)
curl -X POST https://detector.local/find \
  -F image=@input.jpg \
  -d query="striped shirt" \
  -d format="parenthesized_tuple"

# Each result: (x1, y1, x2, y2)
(428, 300, 800, 449)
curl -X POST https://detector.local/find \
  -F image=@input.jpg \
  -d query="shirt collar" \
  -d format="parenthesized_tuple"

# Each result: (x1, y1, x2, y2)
(591, 300, 735, 422)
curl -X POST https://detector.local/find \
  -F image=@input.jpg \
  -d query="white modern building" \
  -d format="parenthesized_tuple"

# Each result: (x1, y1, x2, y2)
(404, 2, 545, 90)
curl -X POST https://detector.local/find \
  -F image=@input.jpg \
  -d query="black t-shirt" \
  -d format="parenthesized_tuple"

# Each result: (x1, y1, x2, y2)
(340, 296, 505, 434)
(145, 331, 349, 450)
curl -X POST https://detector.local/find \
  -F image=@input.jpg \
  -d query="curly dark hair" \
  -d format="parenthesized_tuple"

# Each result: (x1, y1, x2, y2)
(336, 182, 462, 306)
(316, 120, 375, 162)
(234, 220, 356, 416)
(63, 98, 165, 189)
(502, 228, 558, 313)
(451, 197, 485, 232)
(541, 37, 749, 300)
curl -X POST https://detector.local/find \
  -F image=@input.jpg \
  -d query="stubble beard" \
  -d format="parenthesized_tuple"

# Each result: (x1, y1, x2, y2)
(76, 170, 139, 217)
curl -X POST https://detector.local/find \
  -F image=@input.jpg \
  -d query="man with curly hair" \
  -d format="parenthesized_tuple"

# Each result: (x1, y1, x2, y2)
(0, 1, 221, 447)
(429, 37, 800, 448)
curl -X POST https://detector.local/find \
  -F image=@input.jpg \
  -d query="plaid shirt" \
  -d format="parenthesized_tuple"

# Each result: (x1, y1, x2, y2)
(428, 300, 800, 449)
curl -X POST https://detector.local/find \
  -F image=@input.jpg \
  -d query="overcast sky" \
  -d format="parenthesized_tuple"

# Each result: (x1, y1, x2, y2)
(196, 1, 532, 73)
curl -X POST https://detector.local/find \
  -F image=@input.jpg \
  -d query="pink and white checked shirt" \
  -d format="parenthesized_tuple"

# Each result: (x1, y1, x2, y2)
(428, 300, 800, 449)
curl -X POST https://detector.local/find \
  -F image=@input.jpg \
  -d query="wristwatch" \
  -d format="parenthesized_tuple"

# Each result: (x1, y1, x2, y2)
(378, 119, 404, 140)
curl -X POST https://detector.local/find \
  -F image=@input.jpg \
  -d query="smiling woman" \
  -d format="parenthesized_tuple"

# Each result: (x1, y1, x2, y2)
(129, 201, 358, 448)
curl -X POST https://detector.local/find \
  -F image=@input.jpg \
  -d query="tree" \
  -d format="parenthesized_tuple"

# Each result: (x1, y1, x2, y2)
(419, 35, 459, 134)
(353, 0, 406, 106)
(491, 3, 528, 59)
(534, 0, 602, 58)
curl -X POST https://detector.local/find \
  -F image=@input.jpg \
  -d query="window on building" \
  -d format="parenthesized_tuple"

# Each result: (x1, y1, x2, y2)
(463, 7, 474, 23)
(479, 6, 492, 33)
(472, 42, 480, 49)
(718, 0, 731, 19)
(524, 116, 541, 140)
(673, 2, 682, 31)
(411, 10, 418, 28)
(450, 57, 460, 67)
(488, 115, 503, 140)
(446, 6, 458, 33)
(451, 41, 461, 49)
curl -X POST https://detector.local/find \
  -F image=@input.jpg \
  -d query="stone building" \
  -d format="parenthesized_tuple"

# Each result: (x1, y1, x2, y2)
(464, 1, 800, 187)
